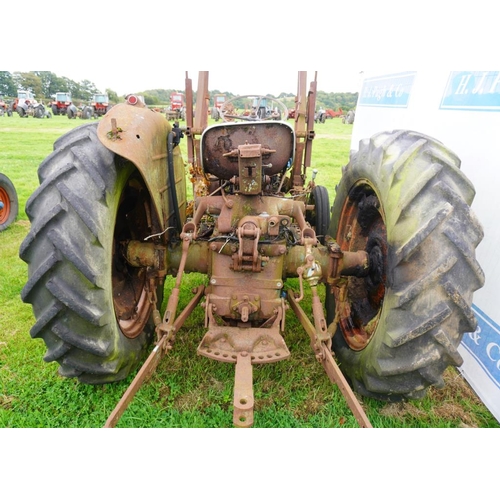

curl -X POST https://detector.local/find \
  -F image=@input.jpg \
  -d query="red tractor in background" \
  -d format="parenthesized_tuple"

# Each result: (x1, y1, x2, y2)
(165, 91, 185, 120)
(9, 90, 47, 118)
(50, 92, 76, 117)
(80, 94, 110, 119)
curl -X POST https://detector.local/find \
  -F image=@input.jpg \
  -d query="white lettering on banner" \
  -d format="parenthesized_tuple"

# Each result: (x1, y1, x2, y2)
(468, 326, 481, 345)
(456, 74, 472, 94)
(469, 72, 500, 95)
(487, 342, 500, 370)
(461, 307, 500, 389)
(472, 73, 487, 94)
(489, 73, 500, 93)
(359, 72, 416, 108)
(441, 71, 500, 111)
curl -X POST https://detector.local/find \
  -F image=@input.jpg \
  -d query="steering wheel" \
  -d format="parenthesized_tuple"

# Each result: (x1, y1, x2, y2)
(219, 95, 289, 122)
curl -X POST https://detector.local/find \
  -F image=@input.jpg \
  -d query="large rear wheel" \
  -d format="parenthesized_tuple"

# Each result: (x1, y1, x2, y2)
(20, 123, 162, 383)
(326, 130, 484, 401)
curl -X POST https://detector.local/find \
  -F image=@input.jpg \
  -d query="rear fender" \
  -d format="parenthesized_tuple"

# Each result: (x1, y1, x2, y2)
(97, 102, 187, 233)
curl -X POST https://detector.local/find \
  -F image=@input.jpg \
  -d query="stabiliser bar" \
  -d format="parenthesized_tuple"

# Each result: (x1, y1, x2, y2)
(103, 285, 204, 428)
(287, 290, 372, 428)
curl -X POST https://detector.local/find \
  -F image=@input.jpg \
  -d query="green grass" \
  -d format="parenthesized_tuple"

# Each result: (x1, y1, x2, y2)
(0, 113, 498, 429)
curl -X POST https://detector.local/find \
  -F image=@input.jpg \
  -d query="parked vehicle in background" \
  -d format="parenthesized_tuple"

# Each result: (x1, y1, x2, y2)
(210, 93, 226, 120)
(165, 91, 185, 120)
(12, 90, 47, 118)
(81, 93, 110, 119)
(50, 92, 73, 116)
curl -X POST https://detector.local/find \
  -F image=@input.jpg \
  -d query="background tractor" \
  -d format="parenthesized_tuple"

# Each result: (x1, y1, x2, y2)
(165, 91, 185, 120)
(50, 92, 74, 117)
(210, 93, 226, 120)
(19, 71, 484, 427)
(81, 93, 110, 119)
(11, 90, 47, 118)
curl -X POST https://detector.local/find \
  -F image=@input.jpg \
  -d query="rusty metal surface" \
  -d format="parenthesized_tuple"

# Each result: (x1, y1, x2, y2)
(233, 353, 254, 427)
(319, 345, 373, 428)
(102, 72, 373, 428)
(201, 121, 294, 179)
(104, 286, 205, 428)
(198, 324, 290, 364)
(103, 334, 168, 428)
(287, 290, 372, 428)
(97, 102, 187, 232)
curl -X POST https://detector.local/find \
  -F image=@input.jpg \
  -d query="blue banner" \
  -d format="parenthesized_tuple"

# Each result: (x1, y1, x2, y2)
(358, 72, 416, 108)
(440, 71, 500, 111)
(461, 306, 500, 389)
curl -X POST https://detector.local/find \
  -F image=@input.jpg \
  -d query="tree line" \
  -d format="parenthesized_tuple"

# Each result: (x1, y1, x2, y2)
(142, 88, 358, 111)
(0, 71, 358, 111)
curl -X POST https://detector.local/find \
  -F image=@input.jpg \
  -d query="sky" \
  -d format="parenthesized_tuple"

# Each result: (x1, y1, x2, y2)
(3, 0, 495, 98)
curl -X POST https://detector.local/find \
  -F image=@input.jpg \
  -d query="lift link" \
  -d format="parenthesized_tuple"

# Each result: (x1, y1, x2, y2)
(287, 289, 372, 428)
(104, 232, 199, 428)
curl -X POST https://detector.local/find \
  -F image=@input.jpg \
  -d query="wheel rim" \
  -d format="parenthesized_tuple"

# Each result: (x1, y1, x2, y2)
(112, 173, 155, 339)
(0, 186, 11, 224)
(336, 181, 387, 350)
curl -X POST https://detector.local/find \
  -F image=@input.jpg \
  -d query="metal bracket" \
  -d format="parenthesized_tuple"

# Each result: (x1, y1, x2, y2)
(287, 290, 372, 428)
(233, 352, 254, 427)
(103, 285, 205, 428)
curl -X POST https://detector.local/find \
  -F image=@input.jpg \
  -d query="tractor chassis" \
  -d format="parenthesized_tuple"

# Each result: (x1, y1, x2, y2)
(104, 224, 373, 428)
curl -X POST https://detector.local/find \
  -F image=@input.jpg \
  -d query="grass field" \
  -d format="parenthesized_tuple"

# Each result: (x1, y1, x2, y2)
(0, 112, 498, 429)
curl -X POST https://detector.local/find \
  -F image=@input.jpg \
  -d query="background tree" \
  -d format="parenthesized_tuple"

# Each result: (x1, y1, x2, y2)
(13, 72, 43, 98)
(106, 88, 119, 104)
(0, 72, 17, 97)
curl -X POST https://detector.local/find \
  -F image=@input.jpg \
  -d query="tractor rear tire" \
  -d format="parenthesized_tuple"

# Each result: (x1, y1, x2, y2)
(0, 173, 18, 231)
(20, 123, 161, 384)
(306, 185, 330, 245)
(326, 130, 484, 401)
(34, 106, 45, 119)
(82, 107, 92, 120)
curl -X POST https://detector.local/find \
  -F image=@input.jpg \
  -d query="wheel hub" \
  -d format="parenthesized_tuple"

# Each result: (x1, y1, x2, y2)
(0, 186, 10, 224)
(112, 174, 156, 339)
(336, 183, 387, 350)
